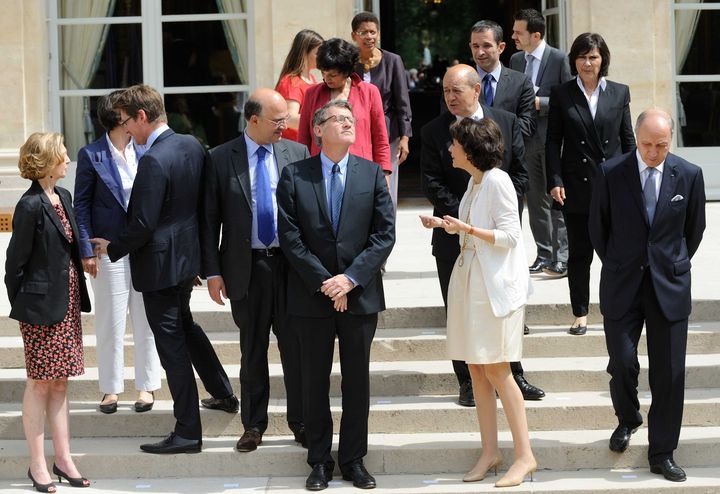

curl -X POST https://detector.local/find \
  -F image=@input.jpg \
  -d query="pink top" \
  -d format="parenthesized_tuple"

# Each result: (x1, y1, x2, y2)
(276, 73, 317, 142)
(297, 73, 391, 172)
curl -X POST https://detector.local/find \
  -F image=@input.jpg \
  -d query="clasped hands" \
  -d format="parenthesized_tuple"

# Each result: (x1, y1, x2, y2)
(321, 274, 354, 312)
(419, 214, 469, 234)
(82, 237, 111, 278)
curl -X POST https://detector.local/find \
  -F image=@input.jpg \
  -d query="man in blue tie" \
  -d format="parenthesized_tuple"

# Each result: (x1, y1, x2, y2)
(277, 100, 395, 490)
(200, 88, 310, 452)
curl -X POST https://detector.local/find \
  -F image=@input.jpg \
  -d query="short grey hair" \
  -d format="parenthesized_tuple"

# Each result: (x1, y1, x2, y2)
(635, 108, 675, 135)
(312, 100, 354, 147)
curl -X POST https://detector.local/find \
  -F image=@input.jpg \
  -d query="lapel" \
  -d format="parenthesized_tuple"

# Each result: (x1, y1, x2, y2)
(569, 82, 603, 154)
(36, 182, 69, 241)
(653, 157, 678, 228)
(535, 48, 552, 86)
(230, 134, 253, 209)
(92, 137, 125, 208)
(492, 66, 511, 106)
(58, 188, 80, 243)
(336, 155, 362, 236)
(594, 83, 614, 154)
(272, 140, 292, 175)
(620, 153, 647, 225)
(309, 156, 332, 227)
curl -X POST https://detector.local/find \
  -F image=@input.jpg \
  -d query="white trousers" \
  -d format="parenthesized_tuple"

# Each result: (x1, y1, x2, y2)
(91, 254, 161, 394)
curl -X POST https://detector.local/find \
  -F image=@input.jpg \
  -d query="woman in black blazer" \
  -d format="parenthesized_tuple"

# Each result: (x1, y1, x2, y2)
(545, 33, 636, 335)
(5, 133, 91, 491)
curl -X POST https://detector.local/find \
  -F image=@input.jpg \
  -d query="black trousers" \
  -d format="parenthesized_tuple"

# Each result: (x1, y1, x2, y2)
(295, 312, 377, 468)
(230, 252, 302, 434)
(603, 271, 688, 464)
(143, 278, 233, 440)
(436, 258, 523, 385)
(563, 212, 594, 317)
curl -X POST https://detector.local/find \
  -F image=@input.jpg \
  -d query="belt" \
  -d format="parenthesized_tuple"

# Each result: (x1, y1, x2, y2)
(252, 247, 283, 257)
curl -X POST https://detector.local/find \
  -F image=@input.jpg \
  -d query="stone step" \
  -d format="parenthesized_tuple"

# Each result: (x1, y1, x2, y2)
(3, 469, 720, 493)
(2, 323, 719, 369)
(0, 427, 718, 480)
(0, 389, 718, 440)
(1, 355, 718, 403)
(2, 299, 720, 336)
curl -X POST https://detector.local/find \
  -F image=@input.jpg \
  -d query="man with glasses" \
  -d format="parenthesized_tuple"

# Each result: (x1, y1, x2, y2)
(277, 100, 395, 490)
(200, 88, 310, 452)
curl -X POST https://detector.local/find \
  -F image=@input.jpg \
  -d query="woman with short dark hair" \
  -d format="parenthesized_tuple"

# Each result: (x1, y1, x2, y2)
(420, 118, 536, 488)
(6, 132, 91, 492)
(546, 32, 636, 335)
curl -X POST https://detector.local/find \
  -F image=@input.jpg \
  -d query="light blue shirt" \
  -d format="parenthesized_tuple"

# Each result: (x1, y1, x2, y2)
(145, 123, 170, 149)
(245, 133, 280, 249)
(637, 149, 664, 202)
(476, 64, 503, 101)
(525, 39, 546, 89)
(320, 151, 349, 211)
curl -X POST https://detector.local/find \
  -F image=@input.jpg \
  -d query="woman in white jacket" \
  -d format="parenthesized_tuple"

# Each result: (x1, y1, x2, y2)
(420, 117, 536, 488)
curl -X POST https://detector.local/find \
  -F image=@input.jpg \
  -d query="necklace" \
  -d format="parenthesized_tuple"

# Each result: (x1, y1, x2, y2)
(359, 49, 380, 72)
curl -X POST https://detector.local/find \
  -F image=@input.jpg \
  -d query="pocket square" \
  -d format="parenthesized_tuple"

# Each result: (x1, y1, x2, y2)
(671, 194, 684, 202)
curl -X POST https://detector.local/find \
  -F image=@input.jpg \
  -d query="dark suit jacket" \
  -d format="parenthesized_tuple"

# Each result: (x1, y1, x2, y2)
(107, 129, 204, 292)
(5, 182, 91, 325)
(589, 151, 706, 322)
(74, 135, 132, 258)
(546, 79, 636, 214)
(420, 107, 529, 261)
(277, 154, 395, 317)
(480, 65, 537, 139)
(200, 134, 309, 299)
(354, 49, 413, 141)
(509, 44, 572, 147)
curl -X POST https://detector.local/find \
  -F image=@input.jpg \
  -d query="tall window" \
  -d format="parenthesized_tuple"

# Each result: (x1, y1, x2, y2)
(542, 0, 567, 51)
(48, 0, 254, 158)
(673, 1, 720, 147)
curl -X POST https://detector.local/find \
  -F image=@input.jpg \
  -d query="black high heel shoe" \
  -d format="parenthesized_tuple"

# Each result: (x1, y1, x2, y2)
(27, 468, 56, 493)
(52, 463, 90, 488)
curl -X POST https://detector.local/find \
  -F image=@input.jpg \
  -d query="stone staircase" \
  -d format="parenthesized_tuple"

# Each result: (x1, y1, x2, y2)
(1, 307, 720, 493)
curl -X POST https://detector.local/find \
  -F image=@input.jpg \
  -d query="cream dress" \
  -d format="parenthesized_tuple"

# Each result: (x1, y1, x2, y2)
(446, 177, 525, 364)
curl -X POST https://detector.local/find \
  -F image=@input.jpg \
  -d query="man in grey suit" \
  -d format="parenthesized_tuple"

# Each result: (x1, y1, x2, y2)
(509, 9, 573, 277)
(200, 88, 310, 453)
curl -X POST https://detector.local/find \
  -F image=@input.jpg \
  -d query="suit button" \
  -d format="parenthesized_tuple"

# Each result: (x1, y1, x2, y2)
(604, 139, 609, 144)
(640, 265, 645, 271)
(602, 158, 606, 162)
(580, 140, 585, 145)
(582, 158, 587, 163)
(583, 178, 588, 182)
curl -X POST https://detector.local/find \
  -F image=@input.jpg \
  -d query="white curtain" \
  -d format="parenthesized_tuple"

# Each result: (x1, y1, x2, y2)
(674, 0, 702, 138)
(61, 1, 115, 158)
(216, 0, 249, 84)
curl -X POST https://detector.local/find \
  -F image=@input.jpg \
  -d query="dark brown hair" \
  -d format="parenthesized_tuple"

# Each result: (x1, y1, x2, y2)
(569, 32, 610, 78)
(449, 118, 504, 172)
(113, 84, 167, 123)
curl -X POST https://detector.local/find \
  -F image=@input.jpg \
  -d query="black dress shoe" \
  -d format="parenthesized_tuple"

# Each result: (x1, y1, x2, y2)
(342, 461, 376, 489)
(609, 424, 638, 452)
(458, 380, 475, 407)
(292, 425, 308, 448)
(134, 391, 154, 413)
(529, 257, 550, 273)
(650, 458, 686, 482)
(306, 463, 334, 491)
(568, 324, 587, 335)
(513, 374, 545, 400)
(99, 394, 118, 414)
(236, 429, 263, 452)
(542, 261, 568, 277)
(200, 394, 239, 413)
(140, 432, 201, 454)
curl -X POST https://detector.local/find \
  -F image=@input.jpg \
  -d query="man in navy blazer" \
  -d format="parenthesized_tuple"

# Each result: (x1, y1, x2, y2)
(589, 109, 706, 482)
(509, 9, 572, 276)
(277, 100, 395, 490)
(91, 85, 234, 454)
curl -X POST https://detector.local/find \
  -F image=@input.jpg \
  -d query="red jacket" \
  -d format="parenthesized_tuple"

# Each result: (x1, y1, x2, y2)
(298, 73, 391, 172)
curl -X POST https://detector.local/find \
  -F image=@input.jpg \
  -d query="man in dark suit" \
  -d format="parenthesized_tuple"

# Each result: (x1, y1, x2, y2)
(200, 88, 310, 452)
(91, 84, 235, 454)
(589, 109, 706, 482)
(509, 9, 572, 277)
(421, 64, 544, 407)
(277, 100, 395, 491)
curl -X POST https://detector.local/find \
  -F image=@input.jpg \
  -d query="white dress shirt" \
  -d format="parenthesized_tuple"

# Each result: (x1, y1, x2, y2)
(576, 76, 607, 119)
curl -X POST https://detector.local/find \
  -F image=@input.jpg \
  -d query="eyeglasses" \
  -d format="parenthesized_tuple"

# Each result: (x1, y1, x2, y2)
(354, 30, 378, 38)
(319, 114, 356, 126)
(261, 116, 290, 128)
(120, 115, 134, 128)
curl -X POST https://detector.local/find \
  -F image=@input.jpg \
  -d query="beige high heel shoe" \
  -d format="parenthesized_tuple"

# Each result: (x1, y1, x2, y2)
(463, 455, 503, 482)
(494, 459, 537, 488)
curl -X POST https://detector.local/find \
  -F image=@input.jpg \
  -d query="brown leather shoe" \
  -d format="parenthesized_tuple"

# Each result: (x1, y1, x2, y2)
(236, 429, 262, 452)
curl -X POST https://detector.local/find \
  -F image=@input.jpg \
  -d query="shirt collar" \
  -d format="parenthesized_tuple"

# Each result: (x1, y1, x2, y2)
(636, 149, 664, 176)
(243, 132, 274, 159)
(529, 39, 546, 61)
(477, 63, 502, 82)
(575, 76, 607, 94)
(456, 104, 484, 122)
(320, 151, 349, 173)
(146, 123, 170, 148)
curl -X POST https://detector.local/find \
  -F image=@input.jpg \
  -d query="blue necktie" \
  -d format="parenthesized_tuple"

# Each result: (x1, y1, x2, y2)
(483, 73, 494, 106)
(330, 164, 344, 234)
(643, 167, 658, 225)
(255, 146, 274, 246)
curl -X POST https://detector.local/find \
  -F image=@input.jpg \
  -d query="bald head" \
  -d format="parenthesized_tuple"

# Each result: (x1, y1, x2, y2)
(245, 88, 289, 145)
(443, 64, 481, 117)
(635, 108, 673, 168)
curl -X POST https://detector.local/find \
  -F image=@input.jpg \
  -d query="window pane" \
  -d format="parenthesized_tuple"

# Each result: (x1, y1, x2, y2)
(545, 0, 559, 8)
(60, 24, 142, 90)
(164, 92, 246, 149)
(163, 20, 247, 86)
(162, 0, 247, 14)
(59, 0, 140, 17)
(545, 14, 560, 48)
(61, 96, 106, 160)
(677, 82, 720, 147)
(677, 9, 720, 75)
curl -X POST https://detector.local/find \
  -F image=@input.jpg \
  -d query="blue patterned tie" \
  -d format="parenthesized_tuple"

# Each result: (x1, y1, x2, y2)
(483, 73, 494, 106)
(330, 164, 343, 234)
(643, 167, 658, 225)
(255, 146, 274, 246)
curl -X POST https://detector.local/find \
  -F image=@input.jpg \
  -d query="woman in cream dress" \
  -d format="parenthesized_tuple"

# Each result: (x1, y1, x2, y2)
(420, 118, 536, 488)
